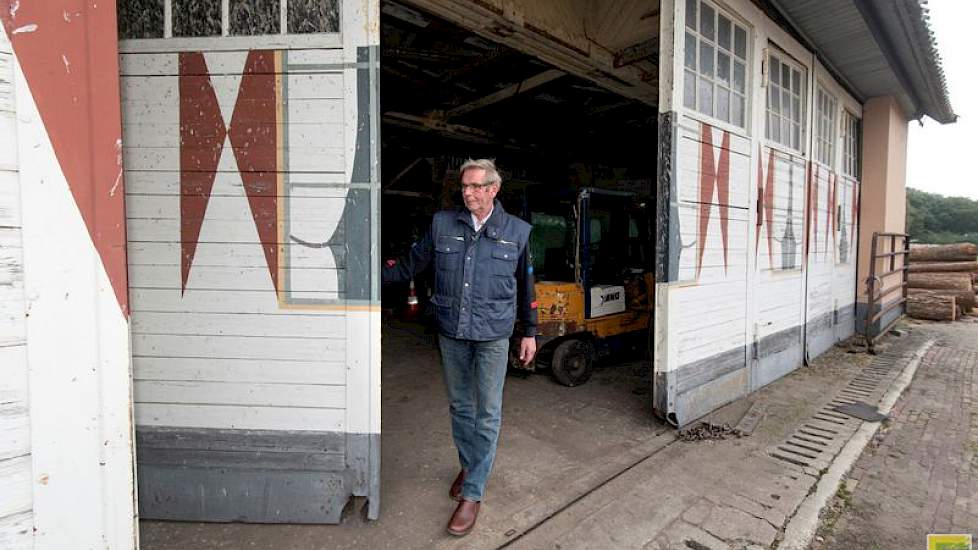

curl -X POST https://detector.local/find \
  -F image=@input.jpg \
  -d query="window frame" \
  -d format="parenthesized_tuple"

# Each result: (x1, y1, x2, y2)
(682, 0, 751, 131)
(763, 48, 807, 153)
(841, 110, 861, 178)
(117, 0, 342, 50)
(814, 82, 838, 167)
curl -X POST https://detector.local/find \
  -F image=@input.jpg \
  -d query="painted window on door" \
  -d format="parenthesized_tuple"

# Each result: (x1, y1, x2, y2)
(765, 50, 806, 152)
(815, 84, 838, 166)
(117, 0, 340, 39)
(842, 110, 861, 177)
(683, 0, 749, 128)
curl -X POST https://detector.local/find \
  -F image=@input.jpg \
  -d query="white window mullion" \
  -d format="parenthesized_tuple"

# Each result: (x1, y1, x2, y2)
(281, 0, 289, 35)
(222, 0, 230, 36)
(164, 0, 173, 38)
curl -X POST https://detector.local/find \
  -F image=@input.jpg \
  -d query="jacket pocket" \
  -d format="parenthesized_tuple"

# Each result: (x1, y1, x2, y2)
(490, 244, 518, 273)
(435, 235, 463, 272)
(489, 243, 518, 298)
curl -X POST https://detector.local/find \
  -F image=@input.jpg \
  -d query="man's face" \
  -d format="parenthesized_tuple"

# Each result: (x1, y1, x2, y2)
(460, 168, 499, 219)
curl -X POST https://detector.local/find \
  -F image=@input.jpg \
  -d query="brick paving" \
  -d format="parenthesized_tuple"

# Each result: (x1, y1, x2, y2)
(814, 321, 978, 549)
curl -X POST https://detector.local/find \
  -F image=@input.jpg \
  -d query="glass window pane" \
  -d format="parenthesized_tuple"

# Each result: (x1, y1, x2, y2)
(771, 114, 781, 142)
(717, 15, 732, 50)
(230, 0, 281, 35)
(734, 26, 747, 58)
(782, 118, 790, 147)
(782, 90, 791, 121)
(173, 0, 221, 37)
(289, 0, 341, 33)
(781, 65, 791, 91)
(769, 57, 780, 86)
(684, 70, 697, 109)
(700, 42, 714, 75)
(700, 3, 715, 41)
(717, 52, 730, 83)
(698, 77, 714, 116)
(717, 87, 730, 122)
(770, 86, 780, 114)
(733, 61, 745, 93)
(792, 70, 801, 95)
(733, 95, 745, 127)
(686, 0, 697, 30)
(792, 97, 800, 124)
(118, 0, 165, 39)
(685, 32, 697, 69)
(793, 124, 800, 150)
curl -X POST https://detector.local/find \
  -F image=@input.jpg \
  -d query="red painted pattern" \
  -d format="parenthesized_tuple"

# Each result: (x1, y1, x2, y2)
(179, 52, 227, 294)
(824, 171, 835, 258)
(228, 51, 279, 292)
(696, 123, 730, 279)
(763, 149, 776, 268)
(179, 50, 280, 294)
(1, 1, 130, 316)
(809, 163, 819, 257)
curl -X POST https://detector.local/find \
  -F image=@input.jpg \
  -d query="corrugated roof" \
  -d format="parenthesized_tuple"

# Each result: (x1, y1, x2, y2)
(768, 0, 956, 123)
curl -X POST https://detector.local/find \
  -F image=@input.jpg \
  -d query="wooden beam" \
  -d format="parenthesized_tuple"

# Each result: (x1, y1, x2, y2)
(382, 111, 526, 150)
(447, 68, 565, 118)
(614, 38, 659, 68)
(402, 0, 658, 105)
(383, 157, 426, 190)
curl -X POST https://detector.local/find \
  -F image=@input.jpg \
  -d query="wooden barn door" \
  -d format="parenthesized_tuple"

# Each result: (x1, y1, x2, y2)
(119, 0, 381, 523)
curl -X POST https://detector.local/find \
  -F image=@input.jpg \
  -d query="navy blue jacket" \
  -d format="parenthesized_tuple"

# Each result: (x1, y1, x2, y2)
(383, 200, 537, 340)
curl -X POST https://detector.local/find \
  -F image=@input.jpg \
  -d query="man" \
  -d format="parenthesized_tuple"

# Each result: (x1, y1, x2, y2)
(383, 158, 538, 536)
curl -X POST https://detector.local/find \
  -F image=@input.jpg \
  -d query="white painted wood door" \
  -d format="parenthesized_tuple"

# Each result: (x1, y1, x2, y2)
(119, 0, 381, 523)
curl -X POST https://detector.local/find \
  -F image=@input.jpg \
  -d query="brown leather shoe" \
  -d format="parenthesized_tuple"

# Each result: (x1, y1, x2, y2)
(446, 499, 480, 536)
(449, 470, 466, 501)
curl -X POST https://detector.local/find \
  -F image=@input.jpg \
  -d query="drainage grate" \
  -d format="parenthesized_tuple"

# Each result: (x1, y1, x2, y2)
(767, 342, 916, 470)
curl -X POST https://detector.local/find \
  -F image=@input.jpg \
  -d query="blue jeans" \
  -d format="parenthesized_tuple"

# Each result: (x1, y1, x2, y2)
(438, 334, 509, 501)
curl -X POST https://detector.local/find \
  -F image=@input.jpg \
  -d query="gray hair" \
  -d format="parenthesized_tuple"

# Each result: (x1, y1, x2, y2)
(459, 158, 502, 187)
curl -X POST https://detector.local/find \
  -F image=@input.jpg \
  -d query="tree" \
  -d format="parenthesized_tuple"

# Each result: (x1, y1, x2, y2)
(906, 187, 978, 245)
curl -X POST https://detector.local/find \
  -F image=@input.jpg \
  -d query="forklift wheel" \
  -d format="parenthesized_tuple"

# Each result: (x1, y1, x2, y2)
(551, 338, 594, 387)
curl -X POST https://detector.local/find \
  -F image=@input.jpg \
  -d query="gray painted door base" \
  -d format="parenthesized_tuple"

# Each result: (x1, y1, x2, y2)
(137, 427, 379, 523)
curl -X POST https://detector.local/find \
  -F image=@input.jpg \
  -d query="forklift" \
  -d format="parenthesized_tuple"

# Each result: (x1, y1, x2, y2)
(505, 186, 654, 386)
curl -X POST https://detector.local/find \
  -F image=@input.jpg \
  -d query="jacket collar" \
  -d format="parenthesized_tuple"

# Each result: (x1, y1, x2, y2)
(457, 199, 506, 238)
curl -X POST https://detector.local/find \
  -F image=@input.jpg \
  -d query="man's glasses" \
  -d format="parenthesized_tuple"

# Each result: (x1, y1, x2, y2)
(460, 182, 495, 192)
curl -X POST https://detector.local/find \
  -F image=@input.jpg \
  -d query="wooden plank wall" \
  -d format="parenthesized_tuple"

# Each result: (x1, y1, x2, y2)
(752, 147, 806, 389)
(657, 0, 863, 425)
(666, 114, 752, 419)
(806, 69, 862, 359)
(122, 48, 354, 432)
(0, 26, 33, 550)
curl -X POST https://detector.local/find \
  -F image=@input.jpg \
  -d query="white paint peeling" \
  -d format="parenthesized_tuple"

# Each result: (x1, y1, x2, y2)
(12, 24, 37, 35)
(8, 1, 19, 18)
(61, 54, 70, 74)
(109, 170, 122, 197)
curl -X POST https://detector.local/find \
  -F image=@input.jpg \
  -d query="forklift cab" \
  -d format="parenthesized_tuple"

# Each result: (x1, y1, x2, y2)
(508, 186, 654, 386)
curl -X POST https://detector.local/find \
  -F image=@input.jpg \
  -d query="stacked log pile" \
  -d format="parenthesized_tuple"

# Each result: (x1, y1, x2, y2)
(906, 243, 978, 321)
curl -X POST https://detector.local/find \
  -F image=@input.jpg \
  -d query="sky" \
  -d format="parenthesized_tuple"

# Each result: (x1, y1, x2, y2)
(906, 0, 977, 199)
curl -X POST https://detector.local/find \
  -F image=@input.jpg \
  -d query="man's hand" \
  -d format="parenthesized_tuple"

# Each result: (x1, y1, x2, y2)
(519, 336, 537, 366)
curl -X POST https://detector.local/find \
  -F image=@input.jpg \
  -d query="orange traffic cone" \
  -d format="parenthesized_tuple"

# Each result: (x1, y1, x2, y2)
(403, 279, 420, 321)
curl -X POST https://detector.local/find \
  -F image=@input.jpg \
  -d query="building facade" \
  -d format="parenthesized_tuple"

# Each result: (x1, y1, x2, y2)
(0, 0, 953, 547)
